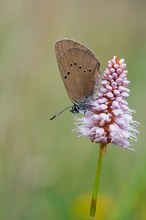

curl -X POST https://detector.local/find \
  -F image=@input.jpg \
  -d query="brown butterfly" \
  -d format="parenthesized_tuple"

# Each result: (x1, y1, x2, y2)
(50, 39, 100, 120)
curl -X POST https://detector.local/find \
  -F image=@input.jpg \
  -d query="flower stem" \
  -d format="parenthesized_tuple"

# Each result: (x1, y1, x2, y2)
(89, 143, 106, 219)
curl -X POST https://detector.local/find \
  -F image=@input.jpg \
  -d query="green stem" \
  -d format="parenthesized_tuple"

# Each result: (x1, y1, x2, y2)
(89, 143, 106, 220)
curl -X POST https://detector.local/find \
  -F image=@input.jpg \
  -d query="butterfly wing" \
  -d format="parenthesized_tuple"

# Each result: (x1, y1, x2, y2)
(55, 39, 100, 104)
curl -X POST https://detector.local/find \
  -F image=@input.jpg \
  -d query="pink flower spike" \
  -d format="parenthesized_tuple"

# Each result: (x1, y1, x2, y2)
(74, 56, 139, 150)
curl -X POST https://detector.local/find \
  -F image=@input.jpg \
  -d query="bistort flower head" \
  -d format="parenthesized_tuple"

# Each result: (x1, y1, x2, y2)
(74, 56, 139, 149)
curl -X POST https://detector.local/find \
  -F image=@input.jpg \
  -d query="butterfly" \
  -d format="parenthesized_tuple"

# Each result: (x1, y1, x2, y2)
(50, 39, 100, 120)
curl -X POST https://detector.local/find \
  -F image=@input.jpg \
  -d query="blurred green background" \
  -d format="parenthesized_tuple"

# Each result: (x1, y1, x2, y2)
(0, 0, 146, 219)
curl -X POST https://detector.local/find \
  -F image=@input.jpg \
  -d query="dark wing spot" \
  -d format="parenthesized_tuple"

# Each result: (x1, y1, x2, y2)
(84, 70, 86, 73)
(64, 76, 67, 79)
(89, 69, 91, 72)
(67, 72, 70, 75)
(74, 62, 77, 65)
(79, 65, 82, 69)
(70, 64, 73, 66)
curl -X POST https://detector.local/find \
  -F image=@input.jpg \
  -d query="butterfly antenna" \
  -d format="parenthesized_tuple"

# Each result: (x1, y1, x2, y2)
(50, 106, 72, 120)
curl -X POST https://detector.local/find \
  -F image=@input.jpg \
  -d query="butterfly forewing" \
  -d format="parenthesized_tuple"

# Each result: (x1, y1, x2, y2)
(57, 47, 100, 103)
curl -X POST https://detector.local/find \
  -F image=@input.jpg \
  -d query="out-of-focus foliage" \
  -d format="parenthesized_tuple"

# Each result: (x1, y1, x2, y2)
(0, 0, 146, 219)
